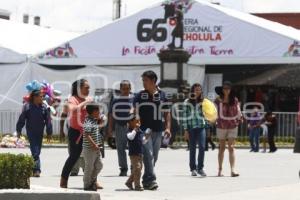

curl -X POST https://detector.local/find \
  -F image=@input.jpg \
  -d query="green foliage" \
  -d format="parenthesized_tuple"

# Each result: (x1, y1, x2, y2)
(0, 153, 34, 189)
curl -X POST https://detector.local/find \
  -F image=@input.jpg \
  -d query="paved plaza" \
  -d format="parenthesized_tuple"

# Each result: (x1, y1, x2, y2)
(1, 147, 300, 200)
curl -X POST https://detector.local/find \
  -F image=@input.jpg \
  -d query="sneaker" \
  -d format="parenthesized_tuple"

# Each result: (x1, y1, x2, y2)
(134, 186, 144, 191)
(191, 170, 197, 176)
(144, 182, 158, 190)
(197, 169, 207, 177)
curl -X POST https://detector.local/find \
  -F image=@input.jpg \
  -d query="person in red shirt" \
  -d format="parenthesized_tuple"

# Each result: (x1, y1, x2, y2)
(60, 79, 92, 188)
(215, 81, 243, 177)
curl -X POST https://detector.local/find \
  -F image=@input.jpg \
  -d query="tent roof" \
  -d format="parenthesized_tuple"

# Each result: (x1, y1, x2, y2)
(0, 18, 80, 55)
(236, 65, 300, 87)
(35, 0, 300, 65)
(0, 46, 26, 64)
(205, 1, 300, 42)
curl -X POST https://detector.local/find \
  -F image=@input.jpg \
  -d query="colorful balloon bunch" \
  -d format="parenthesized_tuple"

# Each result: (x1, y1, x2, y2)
(23, 80, 62, 115)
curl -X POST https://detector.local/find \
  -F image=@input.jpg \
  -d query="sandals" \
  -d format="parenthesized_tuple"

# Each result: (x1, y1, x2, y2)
(217, 169, 239, 177)
(96, 182, 104, 190)
(231, 172, 240, 177)
(217, 171, 224, 177)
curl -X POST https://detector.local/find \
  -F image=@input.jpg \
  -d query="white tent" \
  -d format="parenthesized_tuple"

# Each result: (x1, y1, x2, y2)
(0, 46, 26, 64)
(35, 0, 300, 66)
(2, 0, 300, 133)
(0, 44, 29, 133)
(3, 0, 300, 110)
(0, 18, 80, 112)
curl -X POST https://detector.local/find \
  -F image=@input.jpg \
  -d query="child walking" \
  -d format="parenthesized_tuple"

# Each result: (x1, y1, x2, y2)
(83, 103, 104, 191)
(125, 114, 144, 191)
(16, 89, 52, 177)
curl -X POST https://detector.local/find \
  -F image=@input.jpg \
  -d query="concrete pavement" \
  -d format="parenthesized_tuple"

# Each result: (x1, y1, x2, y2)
(0, 147, 300, 200)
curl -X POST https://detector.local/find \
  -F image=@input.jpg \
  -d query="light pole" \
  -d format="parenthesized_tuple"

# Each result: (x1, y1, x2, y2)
(113, 0, 121, 20)
(157, 49, 191, 94)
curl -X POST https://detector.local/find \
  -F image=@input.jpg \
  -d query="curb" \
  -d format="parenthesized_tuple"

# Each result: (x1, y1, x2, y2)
(0, 193, 100, 200)
(0, 185, 100, 200)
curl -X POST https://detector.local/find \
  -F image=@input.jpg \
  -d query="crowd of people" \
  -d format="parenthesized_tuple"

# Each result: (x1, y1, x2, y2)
(16, 70, 280, 191)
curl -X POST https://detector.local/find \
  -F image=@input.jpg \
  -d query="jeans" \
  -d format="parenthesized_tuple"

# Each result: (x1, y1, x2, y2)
(142, 131, 162, 186)
(249, 127, 260, 152)
(189, 128, 206, 171)
(68, 142, 85, 174)
(115, 123, 128, 171)
(61, 127, 83, 179)
(27, 131, 43, 173)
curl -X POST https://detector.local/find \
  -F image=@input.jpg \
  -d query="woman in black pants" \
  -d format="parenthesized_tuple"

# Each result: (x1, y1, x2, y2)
(60, 79, 92, 188)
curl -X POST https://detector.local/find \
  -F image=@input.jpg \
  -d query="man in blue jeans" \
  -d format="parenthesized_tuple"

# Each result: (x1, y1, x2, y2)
(248, 107, 262, 152)
(133, 71, 171, 190)
(108, 80, 134, 176)
(182, 83, 207, 177)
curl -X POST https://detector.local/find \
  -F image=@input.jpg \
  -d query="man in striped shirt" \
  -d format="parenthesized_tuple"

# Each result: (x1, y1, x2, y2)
(82, 103, 104, 191)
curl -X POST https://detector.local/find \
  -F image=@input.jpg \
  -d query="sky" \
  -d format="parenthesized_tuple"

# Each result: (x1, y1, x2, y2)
(0, 0, 300, 33)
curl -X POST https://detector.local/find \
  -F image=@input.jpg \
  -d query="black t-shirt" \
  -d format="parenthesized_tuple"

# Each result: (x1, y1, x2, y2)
(133, 89, 170, 132)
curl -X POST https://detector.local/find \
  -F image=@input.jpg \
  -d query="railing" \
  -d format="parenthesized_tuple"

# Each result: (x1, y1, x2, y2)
(238, 112, 298, 141)
(0, 110, 61, 135)
(0, 110, 298, 141)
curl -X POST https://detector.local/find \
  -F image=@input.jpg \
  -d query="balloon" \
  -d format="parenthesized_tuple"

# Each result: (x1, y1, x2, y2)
(43, 100, 57, 115)
(53, 90, 62, 96)
(41, 81, 54, 98)
(23, 95, 30, 103)
(25, 80, 42, 92)
(202, 98, 218, 123)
